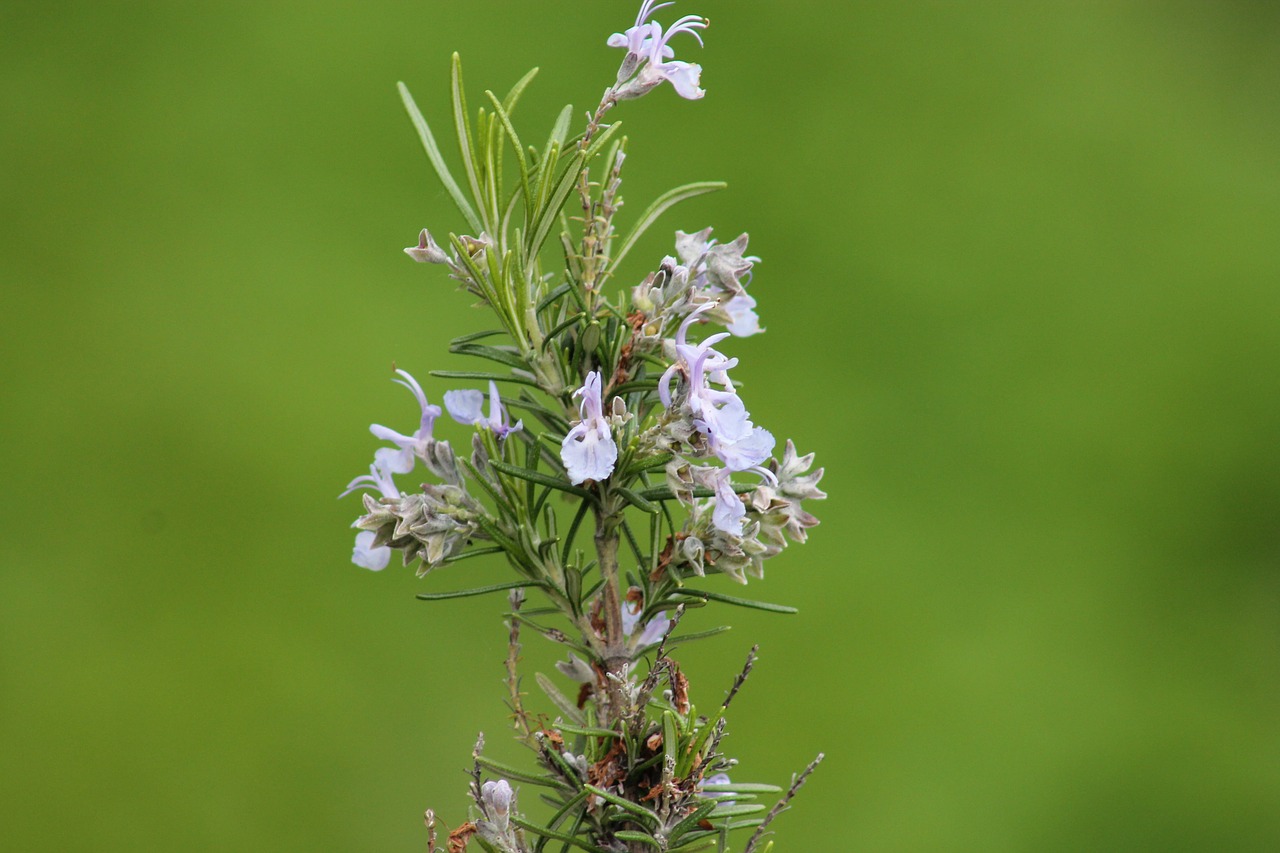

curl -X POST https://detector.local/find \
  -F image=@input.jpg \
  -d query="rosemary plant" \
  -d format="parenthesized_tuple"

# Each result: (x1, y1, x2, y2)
(342, 4, 826, 850)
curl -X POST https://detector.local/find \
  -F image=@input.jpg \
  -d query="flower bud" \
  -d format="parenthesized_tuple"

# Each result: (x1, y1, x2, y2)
(404, 228, 448, 264)
(480, 779, 513, 831)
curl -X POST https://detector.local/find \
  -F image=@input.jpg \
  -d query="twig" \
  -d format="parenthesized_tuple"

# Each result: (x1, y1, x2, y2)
(424, 809, 438, 853)
(743, 753, 825, 853)
(467, 732, 487, 814)
(723, 644, 758, 710)
(505, 588, 532, 738)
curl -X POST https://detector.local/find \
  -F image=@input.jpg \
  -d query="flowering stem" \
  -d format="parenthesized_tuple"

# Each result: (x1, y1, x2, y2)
(577, 90, 618, 301)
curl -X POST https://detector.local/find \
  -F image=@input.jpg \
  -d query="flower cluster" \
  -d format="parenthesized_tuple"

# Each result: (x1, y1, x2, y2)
(608, 0, 708, 100)
(340, 370, 521, 572)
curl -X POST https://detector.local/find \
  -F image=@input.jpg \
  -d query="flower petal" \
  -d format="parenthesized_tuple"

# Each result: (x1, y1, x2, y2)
(444, 389, 485, 424)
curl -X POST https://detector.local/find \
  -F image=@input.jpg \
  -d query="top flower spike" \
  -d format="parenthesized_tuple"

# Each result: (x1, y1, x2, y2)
(609, 0, 708, 101)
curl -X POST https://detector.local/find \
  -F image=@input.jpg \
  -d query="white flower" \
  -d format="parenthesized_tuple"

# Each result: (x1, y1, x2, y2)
(340, 462, 400, 571)
(560, 370, 618, 484)
(710, 467, 746, 536)
(351, 530, 391, 571)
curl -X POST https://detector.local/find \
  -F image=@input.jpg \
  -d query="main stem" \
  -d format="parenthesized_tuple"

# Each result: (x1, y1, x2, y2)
(593, 506, 629, 723)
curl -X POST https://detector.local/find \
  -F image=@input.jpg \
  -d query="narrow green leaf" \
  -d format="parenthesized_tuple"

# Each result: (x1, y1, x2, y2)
(674, 589, 798, 614)
(637, 482, 757, 502)
(440, 544, 506, 565)
(610, 181, 727, 273)
(536, 281, 573, 314)
(490, 460, 592, 498)
(613, 378, 660, 395)
(449, 329, 506, 346)
(625, 452, 674, 476)
(450, 53, 487, 231)
(659, 625, 732, 646)
(553, 723, 620, 740)
(662, 710, 679, 771)
(429, 369, 539, 387)
(701, 783, 783, 793)
(501, 66, 539, 114)
(527, 151, 586, 261)
(561, 498, 592, 566)
(614, 486, 660, 515)
(475, 755, 567, 789)
(511, 816, 612, 853)
(535, 672, 587, 726)
(612, 831, 661, 848)
(709, 804, 767, 818)
(546, 104, 573, 156)
(397, 81, 482, 233)
(449, 342, 530, 370)
(582, 785, 660, 826)
(415, 579, 542, 601)
(486, 90, 534, 215)
(668, 802, 718, 843)
(542, 311, 587, 351)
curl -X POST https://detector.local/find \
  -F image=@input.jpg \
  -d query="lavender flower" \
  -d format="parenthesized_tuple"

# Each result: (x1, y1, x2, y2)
(622, 599, 672, 648)
(710, 467, 746, 536)
(660, 306, 775, 470)
(610, 0, 708, 101)
(351, 531, 391, 572)
(369, 369, 441, 475)
(561, 370, 618, 484)
(702, 772, 736, 807)
(340, 461, 400, 571)
(444, 381, 522, 438)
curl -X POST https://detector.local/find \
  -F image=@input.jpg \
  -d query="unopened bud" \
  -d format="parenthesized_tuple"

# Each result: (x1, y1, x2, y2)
(480, 779, 513, 831)
(404, 229, 448, 264)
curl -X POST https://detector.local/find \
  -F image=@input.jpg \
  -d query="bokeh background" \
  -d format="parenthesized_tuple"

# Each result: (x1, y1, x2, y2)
(3, 1, 1279, 849)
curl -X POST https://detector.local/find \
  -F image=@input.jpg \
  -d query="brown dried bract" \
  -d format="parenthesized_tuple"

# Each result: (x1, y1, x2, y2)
(667, 659, 690, 715)
(576, 681, 594, 710)
(587, 739, 626, 790)
(540, 727, 565, 750)
(649, 535, 677, 582)
(447, 821, 476, 853)
(608, 311, 646, 390)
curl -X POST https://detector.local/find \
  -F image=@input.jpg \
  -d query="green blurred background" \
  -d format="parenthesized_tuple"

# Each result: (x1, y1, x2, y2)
(3, 1, 1278, 849)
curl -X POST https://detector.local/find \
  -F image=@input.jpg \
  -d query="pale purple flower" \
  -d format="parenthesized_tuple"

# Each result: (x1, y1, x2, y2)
(702, 772, 735, 807)
(560, 370, 618, 484)
(722, 292, 761, 337)
(445, 381, 522, 438)
(340, 460, 400, 500)
(711, 467, 746, 536)
(621, 599, 671, 648)
(610, 0, 708, 101)
(369, 369, 441, 475)
(340, 461, 400, 571)
(351, 531, 391, 571)
(660, 306, 774, 470)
